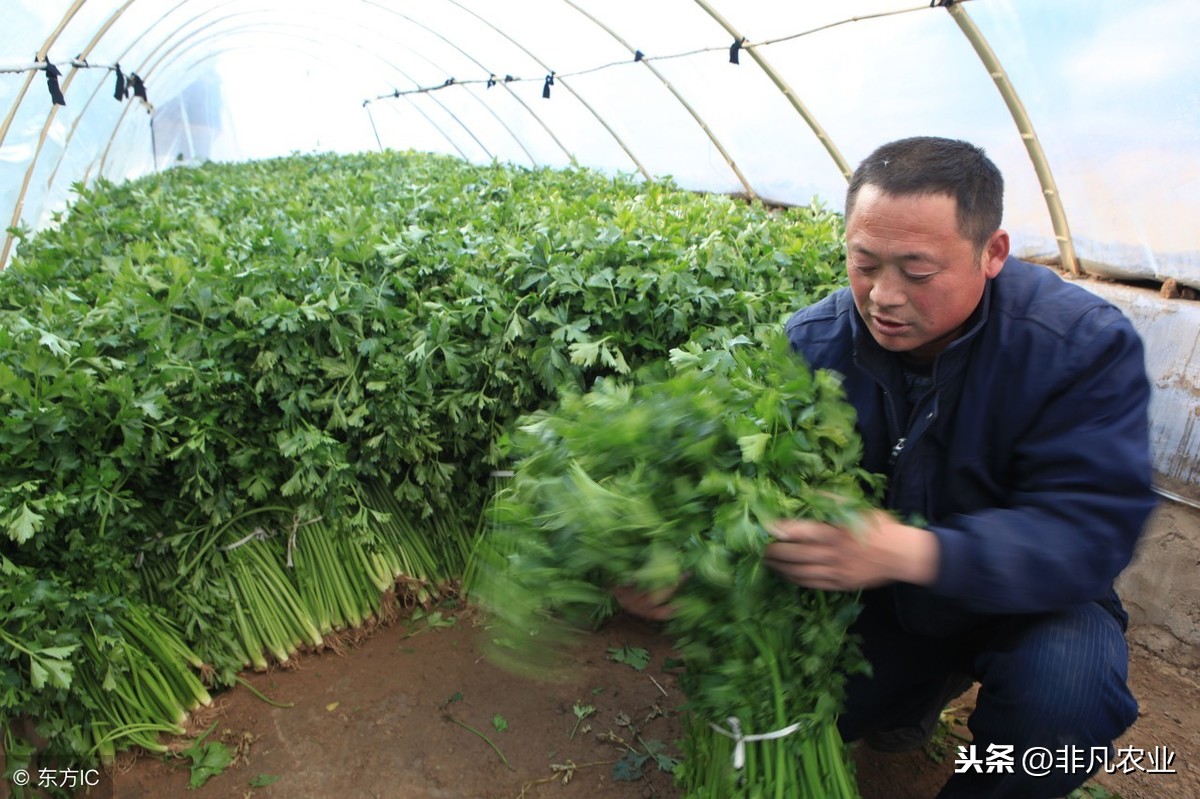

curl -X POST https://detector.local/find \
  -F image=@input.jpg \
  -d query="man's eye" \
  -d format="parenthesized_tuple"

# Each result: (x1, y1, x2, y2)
(905, 272, 935, 282)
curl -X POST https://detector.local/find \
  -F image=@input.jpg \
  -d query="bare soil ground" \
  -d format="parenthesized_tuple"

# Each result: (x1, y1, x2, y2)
(43, 491, 1199, 799)
(83, 603, 1197, 799)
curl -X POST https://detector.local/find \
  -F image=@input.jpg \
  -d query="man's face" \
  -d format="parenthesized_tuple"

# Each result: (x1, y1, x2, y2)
(845, 185, 1008, 364)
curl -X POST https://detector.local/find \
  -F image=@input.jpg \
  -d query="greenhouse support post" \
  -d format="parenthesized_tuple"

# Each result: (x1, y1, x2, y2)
(943, 1, 1080, 277)
(692, 0, 853, 182)
(365, 103, 383, 153)
(150, 111, 158, 171)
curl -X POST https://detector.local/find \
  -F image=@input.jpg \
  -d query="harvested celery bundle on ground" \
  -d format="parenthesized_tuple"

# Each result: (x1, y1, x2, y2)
(474, 331, 884, 798)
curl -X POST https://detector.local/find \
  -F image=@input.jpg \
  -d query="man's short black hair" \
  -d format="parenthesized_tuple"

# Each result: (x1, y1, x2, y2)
(846, 136, 1004, 252)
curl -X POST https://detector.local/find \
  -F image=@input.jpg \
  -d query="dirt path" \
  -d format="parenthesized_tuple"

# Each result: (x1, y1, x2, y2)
(100, 612, 684, 799)
(92, 602, 1197, 799)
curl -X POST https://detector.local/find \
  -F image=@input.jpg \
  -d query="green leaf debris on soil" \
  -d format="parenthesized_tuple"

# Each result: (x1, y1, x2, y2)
(0, 149, 852, 791)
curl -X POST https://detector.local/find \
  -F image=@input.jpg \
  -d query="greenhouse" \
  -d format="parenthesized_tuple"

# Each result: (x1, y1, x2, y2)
(2, 1, 1197, 797)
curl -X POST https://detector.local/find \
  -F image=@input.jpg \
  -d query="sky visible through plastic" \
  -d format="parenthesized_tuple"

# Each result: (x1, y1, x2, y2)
(2, 0, 1198, 287)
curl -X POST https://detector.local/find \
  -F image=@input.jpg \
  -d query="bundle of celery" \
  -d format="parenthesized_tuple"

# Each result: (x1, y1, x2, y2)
(475, 332, 882, 798)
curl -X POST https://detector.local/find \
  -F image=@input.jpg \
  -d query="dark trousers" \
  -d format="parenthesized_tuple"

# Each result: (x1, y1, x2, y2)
(837, 591, 1139, 799)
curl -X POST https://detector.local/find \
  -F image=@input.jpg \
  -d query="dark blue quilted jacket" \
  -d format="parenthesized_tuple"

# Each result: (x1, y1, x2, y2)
(785, 257, 1156, 634)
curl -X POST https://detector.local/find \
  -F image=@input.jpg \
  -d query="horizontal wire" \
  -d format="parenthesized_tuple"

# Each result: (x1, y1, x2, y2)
(363, 1, 948, 105)
(2, 3, 975, 118)
(0, 59, 121, 74)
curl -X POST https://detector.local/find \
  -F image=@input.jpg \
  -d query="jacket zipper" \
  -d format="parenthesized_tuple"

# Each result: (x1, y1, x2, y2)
(886, 371, 938, 470)
(882, 388, 905, 467)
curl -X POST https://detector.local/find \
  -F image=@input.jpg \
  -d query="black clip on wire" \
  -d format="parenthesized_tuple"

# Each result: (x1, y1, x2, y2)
(43, 57, 66, 106)
(729, 37, 746, 64)
(634, 50, 645, 62)
(113, 62, 127, 100)
(129, 72, 148, 103)
(542, 71, 555, 99)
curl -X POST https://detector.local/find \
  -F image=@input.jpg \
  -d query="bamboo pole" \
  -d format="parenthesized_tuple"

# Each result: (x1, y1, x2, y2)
(43, 0, 194, 193)
(943, 2, 1080, 276)
(0, 0, 90, 270)
(0, 0, 88, 151)
(2, 1, 137, 271)
(692, 0, 853, 182)
(561, 0, 756, 201)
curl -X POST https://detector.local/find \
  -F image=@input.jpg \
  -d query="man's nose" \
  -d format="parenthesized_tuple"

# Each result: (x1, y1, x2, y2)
(869, 269, 905, 307)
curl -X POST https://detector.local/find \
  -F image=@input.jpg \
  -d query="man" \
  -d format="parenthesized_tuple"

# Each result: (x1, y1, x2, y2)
(765, 136, 1156, 798)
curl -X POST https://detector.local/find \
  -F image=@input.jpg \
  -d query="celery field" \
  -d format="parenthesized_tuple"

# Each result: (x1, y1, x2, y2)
(0, 150, 861, 794)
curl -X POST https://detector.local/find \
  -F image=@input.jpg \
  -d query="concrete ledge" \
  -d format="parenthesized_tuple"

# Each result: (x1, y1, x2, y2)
(1118, 500, 1200, 673)
(1076, 277, 1200, 504)
(1073, 278, 1200, 665)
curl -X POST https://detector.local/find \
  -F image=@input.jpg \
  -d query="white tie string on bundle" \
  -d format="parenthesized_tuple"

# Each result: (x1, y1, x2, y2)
(710, 716, 813, 770)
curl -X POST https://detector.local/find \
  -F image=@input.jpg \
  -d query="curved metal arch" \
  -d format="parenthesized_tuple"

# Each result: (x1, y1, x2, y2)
(2, 0, 137, 268)
(43, 0, 497, 204)
(444, 0, 650, 181)
(139, 18, 491, 160)
(158, 40, 442, 161)
(361, 1, 569, 167)
(691, 0, 852, 181)
(326, 8, 537, 166)
(45, 0, 581, 198)
(140, 28, 471, 164)
(43, 0, 249, 196)
(0, 1, 88, 158)
(364, 103, 384, 152)
(560, 0, 756, 199)
(943, 3, 1079, 276)
(96, 18, 485, 177)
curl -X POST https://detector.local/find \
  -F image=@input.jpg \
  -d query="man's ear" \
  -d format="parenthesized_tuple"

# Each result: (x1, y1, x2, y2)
(982, 229, 1009, 278)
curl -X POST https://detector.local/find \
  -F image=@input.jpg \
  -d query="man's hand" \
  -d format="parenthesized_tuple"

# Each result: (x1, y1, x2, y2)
(611, 583, 680, 622)
(764, 510, 939, 591)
